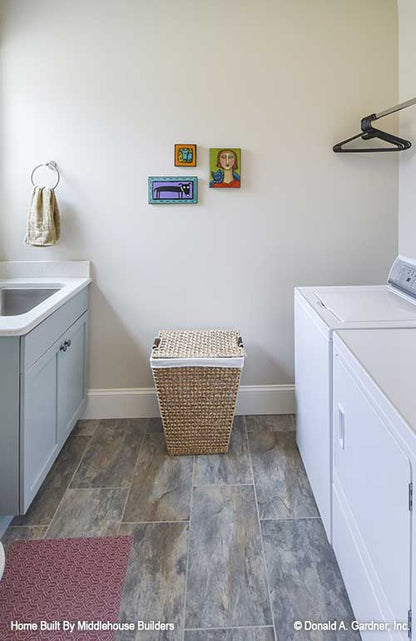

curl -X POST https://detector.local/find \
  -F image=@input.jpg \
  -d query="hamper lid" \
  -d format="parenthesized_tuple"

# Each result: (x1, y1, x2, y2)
(152, 329, 244, 359)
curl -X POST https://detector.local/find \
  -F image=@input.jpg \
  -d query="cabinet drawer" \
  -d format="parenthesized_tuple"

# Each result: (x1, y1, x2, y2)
(22, 288, 88, 372)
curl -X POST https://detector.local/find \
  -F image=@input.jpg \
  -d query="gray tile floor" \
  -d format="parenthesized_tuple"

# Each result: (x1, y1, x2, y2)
(2, 415, 360, 641)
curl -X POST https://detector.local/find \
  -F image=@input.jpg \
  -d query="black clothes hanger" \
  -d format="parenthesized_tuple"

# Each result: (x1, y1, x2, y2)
(333, 97, 416, 153)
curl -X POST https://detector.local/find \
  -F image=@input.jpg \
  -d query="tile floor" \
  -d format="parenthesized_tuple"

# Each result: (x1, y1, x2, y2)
(2, 415, 360, 641)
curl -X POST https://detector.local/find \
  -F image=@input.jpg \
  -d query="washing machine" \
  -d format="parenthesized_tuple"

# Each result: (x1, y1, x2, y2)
(294, 255, 416, 541)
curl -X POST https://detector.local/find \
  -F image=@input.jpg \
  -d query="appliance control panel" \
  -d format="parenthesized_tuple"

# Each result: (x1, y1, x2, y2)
(388, 256, 416, 298)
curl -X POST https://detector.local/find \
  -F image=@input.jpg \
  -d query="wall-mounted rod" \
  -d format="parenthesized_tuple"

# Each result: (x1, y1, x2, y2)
(333, 97, 416, 153)
(375, 97, 416, 120)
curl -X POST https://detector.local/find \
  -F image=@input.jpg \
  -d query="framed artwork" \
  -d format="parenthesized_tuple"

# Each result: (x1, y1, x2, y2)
(209, 148, 241, 188)
(148, 176, 198, 204)
(175, 144, 197, 167)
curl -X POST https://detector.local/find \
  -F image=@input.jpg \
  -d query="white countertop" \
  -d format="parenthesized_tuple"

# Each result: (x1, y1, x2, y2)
(0, 262, 91, 336)
(335, 328, 416, 433)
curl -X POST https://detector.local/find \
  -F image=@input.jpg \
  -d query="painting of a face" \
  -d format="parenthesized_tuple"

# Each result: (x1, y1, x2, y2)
(209, 148, 241, 189)
(218, 151, 236, 170)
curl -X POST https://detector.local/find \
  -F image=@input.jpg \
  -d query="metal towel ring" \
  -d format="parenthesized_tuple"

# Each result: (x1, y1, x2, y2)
(31, 160, 60, 189)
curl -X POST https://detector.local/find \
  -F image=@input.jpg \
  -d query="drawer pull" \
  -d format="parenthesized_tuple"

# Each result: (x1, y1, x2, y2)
(59, 343, 67, 352)
(338, 404, 346, 450)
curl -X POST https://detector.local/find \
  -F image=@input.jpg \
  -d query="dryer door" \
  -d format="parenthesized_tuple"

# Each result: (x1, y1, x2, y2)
(333, 352, 411, 640)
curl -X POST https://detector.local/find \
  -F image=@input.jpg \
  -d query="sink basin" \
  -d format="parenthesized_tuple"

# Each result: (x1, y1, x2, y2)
(0, 288, 60, 316)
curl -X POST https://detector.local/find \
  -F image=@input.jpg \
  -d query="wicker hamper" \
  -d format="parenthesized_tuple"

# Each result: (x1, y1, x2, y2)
(150, 329, 245, 456)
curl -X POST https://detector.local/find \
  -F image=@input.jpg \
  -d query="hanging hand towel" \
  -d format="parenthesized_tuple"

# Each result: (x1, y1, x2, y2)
(25, 186, 61, 246)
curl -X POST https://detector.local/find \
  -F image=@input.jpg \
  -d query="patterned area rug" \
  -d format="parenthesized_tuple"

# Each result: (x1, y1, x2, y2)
(0, 536, 132, 640)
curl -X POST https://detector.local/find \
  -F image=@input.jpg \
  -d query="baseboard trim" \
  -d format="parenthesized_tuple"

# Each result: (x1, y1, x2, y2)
(83, 384, 295, 419)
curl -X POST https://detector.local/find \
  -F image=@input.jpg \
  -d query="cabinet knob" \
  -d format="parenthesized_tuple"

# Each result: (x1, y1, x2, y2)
(60, 339, 72, 352)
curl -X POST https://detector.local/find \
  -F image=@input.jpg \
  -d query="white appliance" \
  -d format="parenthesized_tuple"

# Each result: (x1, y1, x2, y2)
(332, 328, 416, 640)
(294, 256, 416, 541)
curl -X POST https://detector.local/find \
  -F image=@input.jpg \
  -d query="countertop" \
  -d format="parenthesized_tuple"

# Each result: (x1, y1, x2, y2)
(0, 261, 91, 336)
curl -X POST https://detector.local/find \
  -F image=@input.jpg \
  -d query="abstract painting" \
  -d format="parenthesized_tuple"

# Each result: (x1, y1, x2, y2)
(175, 144, 197, 167)
(209, 148, 241, 188)
(148, 177, 198, 204)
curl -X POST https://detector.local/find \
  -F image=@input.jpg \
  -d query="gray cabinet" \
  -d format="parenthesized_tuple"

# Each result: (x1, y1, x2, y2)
(57, 314, 88, 446)
(22, 342, 59, 512)
(0, 289, 89, 516)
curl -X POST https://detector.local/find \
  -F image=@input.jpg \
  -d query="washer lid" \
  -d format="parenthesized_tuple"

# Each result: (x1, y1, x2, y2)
(315, 287, 416, 322)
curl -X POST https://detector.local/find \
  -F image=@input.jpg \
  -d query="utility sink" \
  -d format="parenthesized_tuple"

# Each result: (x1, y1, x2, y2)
(0, 261, 91, 336)
(0, 288, 60, 316)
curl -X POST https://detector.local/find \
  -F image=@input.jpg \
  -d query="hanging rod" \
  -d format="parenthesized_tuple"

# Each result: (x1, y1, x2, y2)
(333, 97, 416, 153)
(375, 97, 416, 120)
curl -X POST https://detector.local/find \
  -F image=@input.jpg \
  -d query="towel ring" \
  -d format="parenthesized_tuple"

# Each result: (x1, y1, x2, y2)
(31, 160, 60, 189)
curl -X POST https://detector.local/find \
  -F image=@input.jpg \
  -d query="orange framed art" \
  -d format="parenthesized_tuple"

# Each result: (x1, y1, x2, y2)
(174, 144, 197, 167)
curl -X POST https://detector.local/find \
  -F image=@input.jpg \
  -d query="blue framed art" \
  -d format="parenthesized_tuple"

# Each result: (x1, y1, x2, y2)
(148, 176, 198, 204)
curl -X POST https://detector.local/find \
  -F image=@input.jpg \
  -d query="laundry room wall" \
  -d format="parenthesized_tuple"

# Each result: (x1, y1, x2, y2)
(0, 0, 398, 416)
(398, 0, 416, 261)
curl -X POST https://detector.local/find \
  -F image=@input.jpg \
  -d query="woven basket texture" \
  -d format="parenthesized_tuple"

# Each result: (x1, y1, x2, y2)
(152, 329, 244, 359)
(152, 366, 241, 455)
(151, 329, 243, 456)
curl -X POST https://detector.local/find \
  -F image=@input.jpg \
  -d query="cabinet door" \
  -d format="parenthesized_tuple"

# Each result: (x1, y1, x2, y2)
(21, 344, 59, 513)
(57, 312, 88, 445)
(333, 353, 411, 638)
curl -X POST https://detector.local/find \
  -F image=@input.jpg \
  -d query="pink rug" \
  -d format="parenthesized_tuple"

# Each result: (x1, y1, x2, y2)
(0, 536, 132, 641)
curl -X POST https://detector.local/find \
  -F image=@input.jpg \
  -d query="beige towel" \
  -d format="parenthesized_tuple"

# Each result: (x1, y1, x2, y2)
(25, 186, 60, 246)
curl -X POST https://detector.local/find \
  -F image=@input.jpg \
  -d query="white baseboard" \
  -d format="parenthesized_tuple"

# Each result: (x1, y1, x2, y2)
(236, 384, 295, 415)
(83, 384, 295, 419)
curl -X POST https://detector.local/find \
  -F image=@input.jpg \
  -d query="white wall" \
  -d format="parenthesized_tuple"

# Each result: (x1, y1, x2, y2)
(0, 0, 398, 410)
(399, 0, 416, 259)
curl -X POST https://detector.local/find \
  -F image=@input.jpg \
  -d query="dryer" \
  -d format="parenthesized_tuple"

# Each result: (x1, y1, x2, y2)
(332, 328, 416, 640)
(294, 256, 416, 541)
